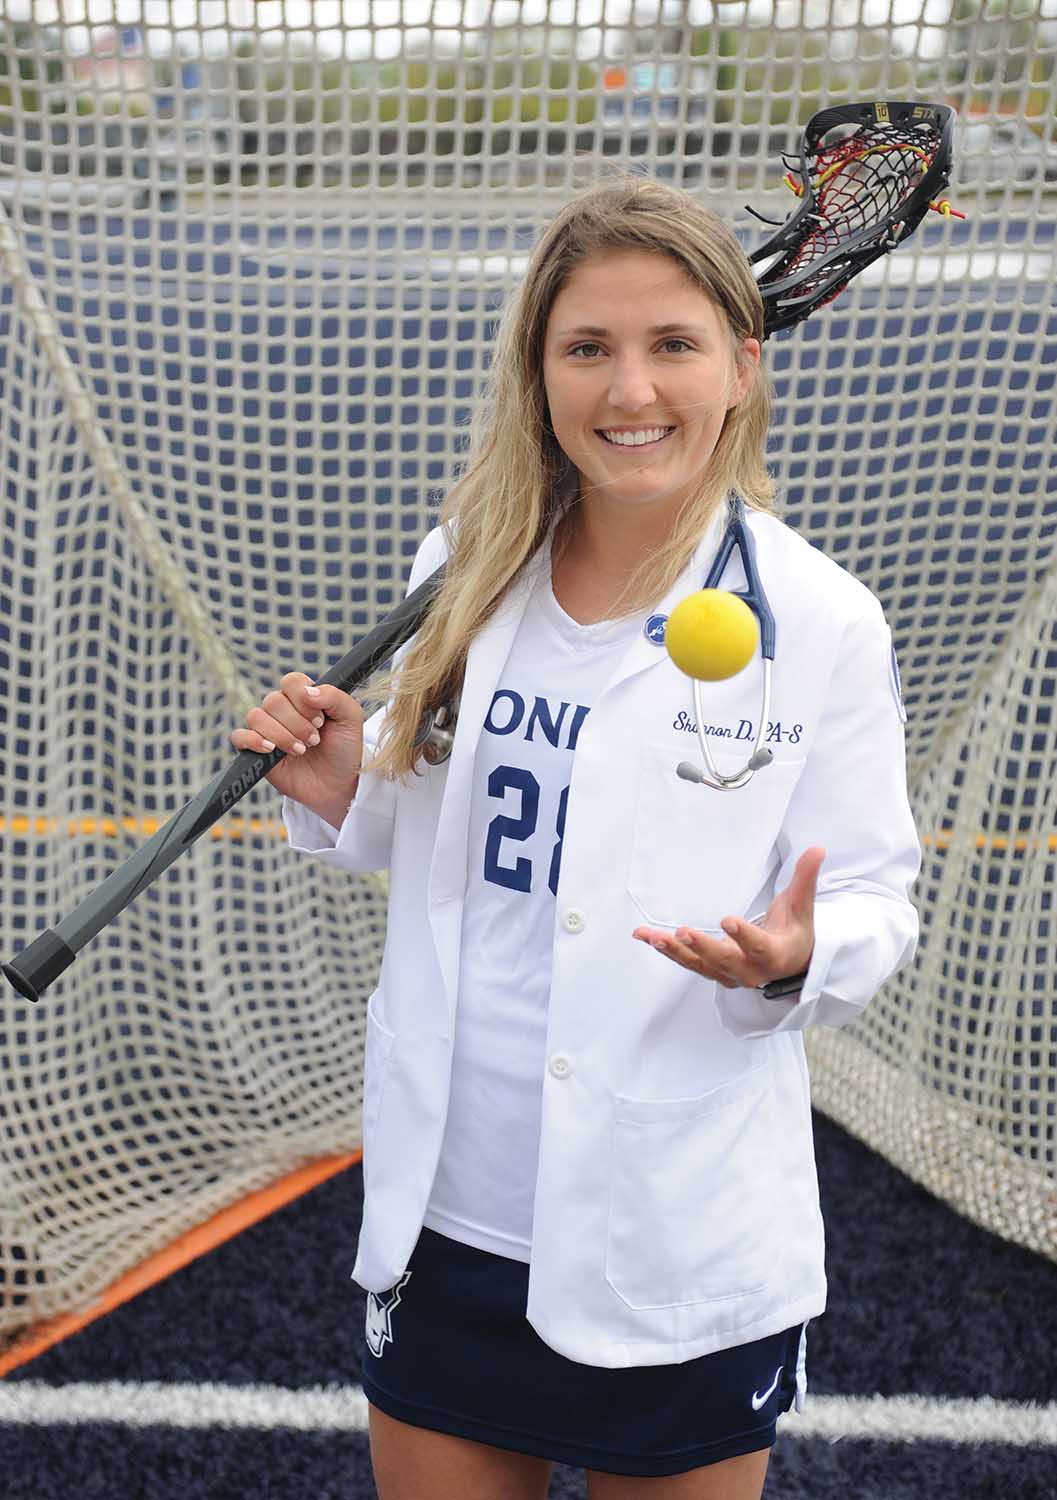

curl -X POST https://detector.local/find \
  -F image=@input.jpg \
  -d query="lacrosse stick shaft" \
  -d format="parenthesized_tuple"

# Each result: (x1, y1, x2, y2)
(2, 568, 445, 1003)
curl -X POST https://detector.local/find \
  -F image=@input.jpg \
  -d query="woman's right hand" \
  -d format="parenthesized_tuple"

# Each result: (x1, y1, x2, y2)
(231, 672, 366, 827)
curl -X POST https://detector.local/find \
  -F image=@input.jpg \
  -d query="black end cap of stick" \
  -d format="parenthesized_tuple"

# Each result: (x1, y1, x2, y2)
(2, 929, 78, 1003)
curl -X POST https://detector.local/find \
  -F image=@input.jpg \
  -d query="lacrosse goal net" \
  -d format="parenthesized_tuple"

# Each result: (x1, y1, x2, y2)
(1, 0, 1055, 1355)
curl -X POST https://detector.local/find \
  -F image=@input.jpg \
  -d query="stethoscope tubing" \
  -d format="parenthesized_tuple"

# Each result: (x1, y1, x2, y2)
(677, 499, 776, 792)
(688, 657, 774, 789)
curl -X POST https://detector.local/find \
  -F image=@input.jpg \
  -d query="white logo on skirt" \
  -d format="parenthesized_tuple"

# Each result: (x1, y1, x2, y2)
(751, 1365, 783, 1411)
(366, 1272, 412, 1357)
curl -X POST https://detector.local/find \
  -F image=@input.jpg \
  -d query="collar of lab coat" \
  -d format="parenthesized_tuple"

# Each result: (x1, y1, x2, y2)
(426, 496, 734, 919)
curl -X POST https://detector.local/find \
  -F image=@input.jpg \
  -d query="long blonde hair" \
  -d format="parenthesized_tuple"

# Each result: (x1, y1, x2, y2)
(367, 173, 776, 780)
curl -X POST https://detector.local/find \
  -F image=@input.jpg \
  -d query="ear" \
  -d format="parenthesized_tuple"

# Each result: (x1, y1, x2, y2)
(728, 336, 762, 409)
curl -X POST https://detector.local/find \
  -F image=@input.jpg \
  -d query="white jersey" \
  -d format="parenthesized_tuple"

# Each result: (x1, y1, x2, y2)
(424, 560, 643, 1260)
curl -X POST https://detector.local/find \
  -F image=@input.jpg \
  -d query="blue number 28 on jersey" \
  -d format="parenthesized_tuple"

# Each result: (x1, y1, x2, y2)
(484, 766, 569, 897)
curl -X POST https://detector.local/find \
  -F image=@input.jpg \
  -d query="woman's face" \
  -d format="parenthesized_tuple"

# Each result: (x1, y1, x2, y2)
(542, 249, 760, 526)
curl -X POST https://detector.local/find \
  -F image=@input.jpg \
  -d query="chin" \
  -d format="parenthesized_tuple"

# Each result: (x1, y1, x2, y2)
(599, 478, 685, 506)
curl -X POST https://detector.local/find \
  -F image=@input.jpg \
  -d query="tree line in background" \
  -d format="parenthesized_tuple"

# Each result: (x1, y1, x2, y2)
(0, 3, 1053, 187)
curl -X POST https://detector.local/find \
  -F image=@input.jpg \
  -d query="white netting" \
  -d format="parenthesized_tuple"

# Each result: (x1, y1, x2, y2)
(1, 1, 1055, 1350)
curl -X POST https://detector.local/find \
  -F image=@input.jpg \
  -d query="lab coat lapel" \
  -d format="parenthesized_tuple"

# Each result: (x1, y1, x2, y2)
(427, 549, 548, 1023)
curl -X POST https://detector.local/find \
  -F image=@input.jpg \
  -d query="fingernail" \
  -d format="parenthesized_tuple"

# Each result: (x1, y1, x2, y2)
(312, 715, 325, 729)
(261, 740, 275, 751)
(306, 686, 321, 698)
(292, 741, 306, 755)
(652, 940, 667, 952)
(308, 731, 320, 746)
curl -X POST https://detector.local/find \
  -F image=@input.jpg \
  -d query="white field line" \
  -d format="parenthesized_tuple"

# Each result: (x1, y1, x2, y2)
(780, 1393, 1057, 1446)
(0, 1382, 371, 1432)
(0, 1384, 1056, 1446)
(432, 250, 1054, 285)
(272, 249, 1054, 285)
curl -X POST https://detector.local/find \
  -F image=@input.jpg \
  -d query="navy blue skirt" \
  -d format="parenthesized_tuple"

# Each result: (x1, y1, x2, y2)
(361, 1227, 805, 1478)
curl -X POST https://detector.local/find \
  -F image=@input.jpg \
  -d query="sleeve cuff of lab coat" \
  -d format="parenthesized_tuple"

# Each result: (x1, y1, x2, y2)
(281, 791, 394, 873)
(281, 797, 341, 852)
(711, 895, 917, 1040)
(710, 981, 806, 1039)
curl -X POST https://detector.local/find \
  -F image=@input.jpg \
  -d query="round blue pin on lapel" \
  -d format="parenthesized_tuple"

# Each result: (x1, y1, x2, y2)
(644, 614, 668, 645)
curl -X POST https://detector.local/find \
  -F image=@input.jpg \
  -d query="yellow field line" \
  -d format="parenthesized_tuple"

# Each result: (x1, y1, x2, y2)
(0, 818, 1053, 854)
(0, 816, 288, 839)
(921, 833, 1057, 854)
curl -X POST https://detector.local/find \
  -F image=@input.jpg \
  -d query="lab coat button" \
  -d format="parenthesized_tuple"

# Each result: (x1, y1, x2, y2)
(562, 907, 586, 934)
(549, 1053, 573, 1080)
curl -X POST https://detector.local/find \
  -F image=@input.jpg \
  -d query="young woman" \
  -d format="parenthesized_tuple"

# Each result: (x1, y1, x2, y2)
(232, 176, 920, 1499)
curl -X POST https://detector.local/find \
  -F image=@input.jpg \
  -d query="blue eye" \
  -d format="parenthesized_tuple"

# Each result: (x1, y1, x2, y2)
(660, 338, 693, 353)
(569, 342, 602, 358)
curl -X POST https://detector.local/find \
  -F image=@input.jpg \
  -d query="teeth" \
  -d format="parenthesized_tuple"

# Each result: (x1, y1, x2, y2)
(600, 427, 672, 447)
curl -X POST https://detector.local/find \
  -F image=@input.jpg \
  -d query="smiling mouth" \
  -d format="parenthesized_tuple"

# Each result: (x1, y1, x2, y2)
(597, 427, 676, 449)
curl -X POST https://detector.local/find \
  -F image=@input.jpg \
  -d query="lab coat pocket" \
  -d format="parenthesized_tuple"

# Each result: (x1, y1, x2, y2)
(606, 1063, 777, 1311)
(628, 743, 804, 930)
(361, 993, 397, 1152)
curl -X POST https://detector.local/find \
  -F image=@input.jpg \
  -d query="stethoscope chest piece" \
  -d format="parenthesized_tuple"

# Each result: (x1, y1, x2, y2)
(414, 699, 457, 765)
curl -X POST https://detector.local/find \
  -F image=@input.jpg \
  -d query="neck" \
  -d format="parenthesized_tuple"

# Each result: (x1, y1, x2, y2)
(557, 496, 681, 582)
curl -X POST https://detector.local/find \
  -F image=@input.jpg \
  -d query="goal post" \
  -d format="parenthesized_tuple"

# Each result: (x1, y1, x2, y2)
(1, 0, 1055, 1353)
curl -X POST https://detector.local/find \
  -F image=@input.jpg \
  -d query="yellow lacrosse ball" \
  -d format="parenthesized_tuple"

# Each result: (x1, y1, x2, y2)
(664, 589, 759, 681)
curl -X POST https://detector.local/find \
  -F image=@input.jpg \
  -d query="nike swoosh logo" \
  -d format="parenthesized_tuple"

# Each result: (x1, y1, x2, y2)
(751, 1365, 783, 1411)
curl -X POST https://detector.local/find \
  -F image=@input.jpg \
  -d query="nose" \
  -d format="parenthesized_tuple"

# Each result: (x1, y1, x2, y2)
(607, 353, 657, 412)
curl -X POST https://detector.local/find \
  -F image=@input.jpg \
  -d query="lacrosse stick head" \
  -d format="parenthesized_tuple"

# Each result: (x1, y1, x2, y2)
(751, 101, 956, 337)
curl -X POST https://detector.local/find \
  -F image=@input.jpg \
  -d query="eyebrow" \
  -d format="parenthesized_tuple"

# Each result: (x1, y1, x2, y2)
(553, 323, 712, 338)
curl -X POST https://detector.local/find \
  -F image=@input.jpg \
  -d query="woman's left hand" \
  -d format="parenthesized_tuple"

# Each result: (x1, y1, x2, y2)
(632, 845, 826, 990)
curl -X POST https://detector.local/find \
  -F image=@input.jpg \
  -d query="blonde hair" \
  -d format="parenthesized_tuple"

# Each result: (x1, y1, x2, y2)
(367, 173, 776, 780)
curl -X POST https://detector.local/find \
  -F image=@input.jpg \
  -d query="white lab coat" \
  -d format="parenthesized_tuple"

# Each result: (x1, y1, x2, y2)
(283, 505, 920, 1369)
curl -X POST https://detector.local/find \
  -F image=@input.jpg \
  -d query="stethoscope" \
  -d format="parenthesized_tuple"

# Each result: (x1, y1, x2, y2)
(414, 498, 776, 792)
(675, 497, 776, 792)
